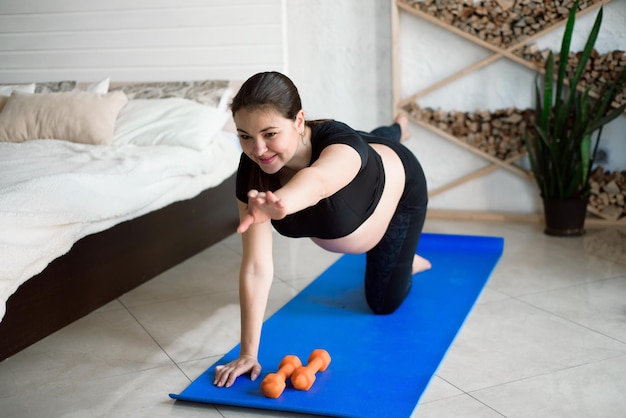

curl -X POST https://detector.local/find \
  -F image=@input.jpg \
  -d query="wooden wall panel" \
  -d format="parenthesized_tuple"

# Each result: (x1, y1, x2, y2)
(0, 0, 285, 82)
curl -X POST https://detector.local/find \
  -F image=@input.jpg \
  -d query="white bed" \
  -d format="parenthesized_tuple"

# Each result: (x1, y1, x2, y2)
(0, 80, 242, 360)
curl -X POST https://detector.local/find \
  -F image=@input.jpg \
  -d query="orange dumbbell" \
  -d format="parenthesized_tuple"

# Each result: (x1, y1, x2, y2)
(260, 355, 302, 398)
(291, 349, 331, 391)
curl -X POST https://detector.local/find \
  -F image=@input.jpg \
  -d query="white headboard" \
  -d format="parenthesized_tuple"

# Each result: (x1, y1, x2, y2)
(0, 0, 286, 83)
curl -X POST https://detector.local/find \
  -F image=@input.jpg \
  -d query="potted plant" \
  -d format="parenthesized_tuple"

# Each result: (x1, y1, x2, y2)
(525, 0, 626, 236)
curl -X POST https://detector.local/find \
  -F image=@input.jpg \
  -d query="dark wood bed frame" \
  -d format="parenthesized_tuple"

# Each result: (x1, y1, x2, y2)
(0, 174, 239, 362)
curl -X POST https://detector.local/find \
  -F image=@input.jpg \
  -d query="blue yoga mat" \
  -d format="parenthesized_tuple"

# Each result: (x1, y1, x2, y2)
(170, 233, 504, 418)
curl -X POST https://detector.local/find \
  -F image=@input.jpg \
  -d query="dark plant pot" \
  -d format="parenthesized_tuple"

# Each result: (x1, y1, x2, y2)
(542, 197, 588, 237)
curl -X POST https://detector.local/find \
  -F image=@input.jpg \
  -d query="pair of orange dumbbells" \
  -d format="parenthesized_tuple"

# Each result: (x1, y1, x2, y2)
(260, 349, 331, 398)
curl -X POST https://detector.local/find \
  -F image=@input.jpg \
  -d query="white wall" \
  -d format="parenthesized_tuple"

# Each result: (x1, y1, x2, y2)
(285, 0, 393, 131)
(0, 0, 285, 83)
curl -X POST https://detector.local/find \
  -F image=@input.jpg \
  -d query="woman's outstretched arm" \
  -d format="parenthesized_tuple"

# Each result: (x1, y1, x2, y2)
(275, 143, 361, 213)
(213, 200, 274, 387)
(237, 143, 362, 234)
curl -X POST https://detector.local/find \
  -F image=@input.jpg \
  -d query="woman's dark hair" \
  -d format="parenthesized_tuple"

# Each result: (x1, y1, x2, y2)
(232, 72, 304, 193)
(231, 71, 302, 121)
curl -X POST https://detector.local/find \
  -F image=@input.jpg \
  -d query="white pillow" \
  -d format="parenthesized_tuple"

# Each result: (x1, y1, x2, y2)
(0, 83, 36, 96)
(113, 98, 229, 151)
(81, 77, 110, 94)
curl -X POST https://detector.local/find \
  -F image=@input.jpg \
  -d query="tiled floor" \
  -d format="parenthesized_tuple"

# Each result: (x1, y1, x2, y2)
(1, 220, 625, 417)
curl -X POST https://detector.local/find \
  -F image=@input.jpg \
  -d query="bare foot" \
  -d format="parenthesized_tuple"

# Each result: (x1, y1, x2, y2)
(394, 114, 412, 142)
(412, 254, 432, 274)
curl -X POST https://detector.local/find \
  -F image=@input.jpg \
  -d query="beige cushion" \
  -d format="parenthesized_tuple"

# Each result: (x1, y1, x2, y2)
(0, 90, 128, 145)
(0, 83, 37, 112)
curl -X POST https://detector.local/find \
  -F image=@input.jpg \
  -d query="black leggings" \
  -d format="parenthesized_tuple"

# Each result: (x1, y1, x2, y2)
(359, 124, 428, 314)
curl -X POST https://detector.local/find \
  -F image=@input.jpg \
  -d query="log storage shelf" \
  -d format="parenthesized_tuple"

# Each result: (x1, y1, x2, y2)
(391, 0, 625, 226)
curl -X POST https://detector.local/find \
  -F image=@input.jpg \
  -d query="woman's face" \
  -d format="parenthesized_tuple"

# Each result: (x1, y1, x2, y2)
(234, 107, 304, 175)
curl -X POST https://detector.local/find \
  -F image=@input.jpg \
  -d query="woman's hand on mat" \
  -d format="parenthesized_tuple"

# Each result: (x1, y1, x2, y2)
(238, 190, 286, 233)
(213, 355, 261, 387)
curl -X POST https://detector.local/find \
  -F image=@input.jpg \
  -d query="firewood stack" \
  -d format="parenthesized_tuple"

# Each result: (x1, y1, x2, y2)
(588, 167, 626, 221)
(401, 0, 601, 48)
(401, 0, 625, 110)
(404, 103, 533, 160)
(515, 47, 626, 109)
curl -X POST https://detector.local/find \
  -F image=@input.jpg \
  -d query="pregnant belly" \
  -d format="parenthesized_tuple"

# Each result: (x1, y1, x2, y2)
(312, 143, 405, 254)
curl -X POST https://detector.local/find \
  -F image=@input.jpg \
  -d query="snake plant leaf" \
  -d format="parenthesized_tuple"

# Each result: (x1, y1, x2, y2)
(542, 52, 554, 131)
(555, 0, 577, 114)
(587, 103, 626, 133)
(588, 125, 604, 185)
(573, 89, 590, 138)
(589, 68, 626, 130)
(570, 7, 603, 95)
(580, 133, 591, 189)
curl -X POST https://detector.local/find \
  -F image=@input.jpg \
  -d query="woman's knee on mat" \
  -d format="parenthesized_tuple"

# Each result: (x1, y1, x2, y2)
(364, 205, 423, 315)
(365, 248, 413, 315)
(367, 286, 411, 315)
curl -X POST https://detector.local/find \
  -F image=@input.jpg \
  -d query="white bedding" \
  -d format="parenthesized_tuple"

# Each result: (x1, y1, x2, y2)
(0, 124, 241, 322)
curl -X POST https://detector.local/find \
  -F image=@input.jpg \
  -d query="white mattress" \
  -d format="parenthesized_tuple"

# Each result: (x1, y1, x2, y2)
(0, 132, 241, 321)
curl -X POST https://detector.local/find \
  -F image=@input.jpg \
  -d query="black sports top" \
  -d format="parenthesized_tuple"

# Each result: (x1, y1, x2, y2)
(235, 120, 385, 239)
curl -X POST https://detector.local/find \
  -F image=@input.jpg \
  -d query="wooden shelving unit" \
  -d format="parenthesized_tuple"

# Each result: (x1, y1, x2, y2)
(391, 0, 625, 226)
